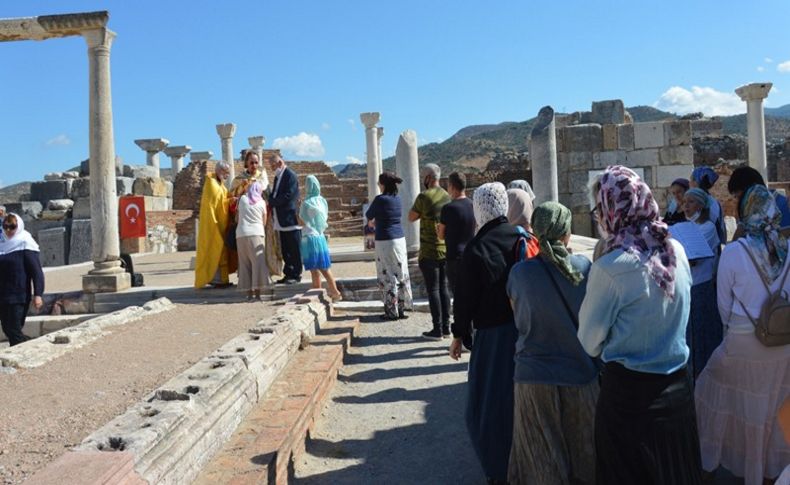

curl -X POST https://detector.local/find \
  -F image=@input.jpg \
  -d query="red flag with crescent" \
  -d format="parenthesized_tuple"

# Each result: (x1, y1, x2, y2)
(119, 196, 147, 239)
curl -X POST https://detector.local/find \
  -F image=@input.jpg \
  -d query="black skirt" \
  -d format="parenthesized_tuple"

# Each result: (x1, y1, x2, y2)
(595, 362, 702, 485)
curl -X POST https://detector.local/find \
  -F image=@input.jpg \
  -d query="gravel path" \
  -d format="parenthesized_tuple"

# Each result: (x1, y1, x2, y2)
(0, 300, 275, 484)
(294, 311, 484, 484)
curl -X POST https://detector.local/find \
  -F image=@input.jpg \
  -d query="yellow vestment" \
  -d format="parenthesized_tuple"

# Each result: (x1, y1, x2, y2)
(194, 174, 230, 288)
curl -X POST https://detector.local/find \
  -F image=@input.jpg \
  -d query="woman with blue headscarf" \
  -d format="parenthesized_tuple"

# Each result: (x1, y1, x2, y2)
(691, 166, 726, 244)
(299, 175, 341, 301)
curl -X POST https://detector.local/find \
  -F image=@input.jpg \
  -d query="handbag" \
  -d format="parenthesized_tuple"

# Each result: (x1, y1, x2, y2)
(537, 257, 579, 329)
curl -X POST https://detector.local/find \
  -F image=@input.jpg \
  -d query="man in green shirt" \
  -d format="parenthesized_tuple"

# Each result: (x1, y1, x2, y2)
(409, 163, 451, 340)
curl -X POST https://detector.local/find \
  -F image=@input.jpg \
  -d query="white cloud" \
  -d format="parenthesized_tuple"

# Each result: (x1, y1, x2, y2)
(757, 66, 765, 72)
(45, 134, 71, 146)
(347, 118, 357, 131)
(345, 155, 364, 165)
(778, 60, 790, 73)
(321, 122, 331, 131)
(654, 86, 744, 116)
(271, 132, 325, 158)
(765, 57, 774, 63)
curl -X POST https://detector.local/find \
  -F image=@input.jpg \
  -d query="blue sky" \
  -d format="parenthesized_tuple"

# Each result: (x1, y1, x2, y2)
(2, 0, 789, 188)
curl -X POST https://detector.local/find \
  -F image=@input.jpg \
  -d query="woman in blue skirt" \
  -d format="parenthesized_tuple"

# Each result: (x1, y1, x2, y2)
(299, 175, 341, 301)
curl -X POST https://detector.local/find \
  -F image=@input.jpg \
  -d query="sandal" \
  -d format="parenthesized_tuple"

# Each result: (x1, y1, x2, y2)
(328, 291, 343, 302)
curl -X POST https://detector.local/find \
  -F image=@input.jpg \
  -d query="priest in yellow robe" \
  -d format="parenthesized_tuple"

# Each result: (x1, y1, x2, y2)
(194, 161, 232, 288)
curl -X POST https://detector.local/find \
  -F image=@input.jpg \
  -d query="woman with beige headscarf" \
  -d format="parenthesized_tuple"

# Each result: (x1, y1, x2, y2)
(507, 188, 539, 259)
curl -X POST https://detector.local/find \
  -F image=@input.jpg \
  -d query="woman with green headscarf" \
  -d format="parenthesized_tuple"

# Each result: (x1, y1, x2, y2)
(506, 201, 599, 485)
(298, 175, 341, 300)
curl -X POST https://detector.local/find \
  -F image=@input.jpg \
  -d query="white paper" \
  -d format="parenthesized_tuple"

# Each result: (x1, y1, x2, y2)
(669, 222, 715, 260)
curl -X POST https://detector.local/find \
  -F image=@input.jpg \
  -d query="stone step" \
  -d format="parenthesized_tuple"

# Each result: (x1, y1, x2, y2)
(193, 316, 359, 484)
(334, 298, 430, 313)
(2, 314, 99, 342)
(25, 451, 146, 485)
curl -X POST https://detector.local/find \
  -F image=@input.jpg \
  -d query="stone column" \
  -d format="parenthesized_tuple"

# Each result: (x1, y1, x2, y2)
(216, 123, 237, 186)
(248, 136, 265, 162)
(134, 138, 169, 176)
(396, 130, 421, 253)
(190, 151, 214, 163)
(81, 27, 130, 293)
(376, 126, 384, 176)
(163, 145, 191, 174)
(529, 106, 558, 204)
(736, 82, 773, 180)
(360, 112, 381, 202)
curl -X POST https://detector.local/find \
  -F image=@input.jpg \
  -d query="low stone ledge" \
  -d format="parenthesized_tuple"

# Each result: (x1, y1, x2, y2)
(63, 291, 333, 485)
(0, 297, 175, 369)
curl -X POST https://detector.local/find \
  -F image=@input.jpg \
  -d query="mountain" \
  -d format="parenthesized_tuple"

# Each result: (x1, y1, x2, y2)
(338, 104, 790, 179)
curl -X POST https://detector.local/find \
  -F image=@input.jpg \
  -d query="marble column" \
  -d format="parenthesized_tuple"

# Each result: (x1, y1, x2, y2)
(82, 27, 130, 293)
(736, 82, 773, 180)
(376, 126, 384, 176)
(216, 123, 237, 186)
(248, 136, 266, 162)
(163, 145, 191, 174)
(360, 112, 381, 202)
(529, 106, 558, 204)
(190, 151, 214, 163)
(396, 130, 421, 253)
(134, 138, 169, 175)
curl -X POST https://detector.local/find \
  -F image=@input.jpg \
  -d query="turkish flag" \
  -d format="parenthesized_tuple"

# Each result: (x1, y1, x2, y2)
(119, 196, 147, 239)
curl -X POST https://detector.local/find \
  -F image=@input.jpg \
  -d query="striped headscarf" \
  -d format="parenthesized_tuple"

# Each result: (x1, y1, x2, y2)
(596, 165, 677, 299)
(531, 202, 583, 285)
(739, 184, 788, 285)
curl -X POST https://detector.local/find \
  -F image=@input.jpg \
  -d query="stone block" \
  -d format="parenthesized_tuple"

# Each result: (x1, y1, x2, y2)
(71, 178, 91, 198)
(144, 196, 171, 211)
(40, 209, 69, 221)
(602, 124, 618, 151)
(79, 159, 90, 176)
(133, 177, 168, 197)
(590, 100, 625, 125)
(121, 237, 146, 254)
(68, 219, 93, 264)
(558, 168, 569, 193)
(48, 199, 74, 211)
(657, 165, 695, 188)
(625, 149, 660, 168)
(30, 180, 70, 206)
(642, 167, 656, 187)
(116, 177, 134, 196)
(82, 272, 131, 293)
(39, 227, 69, 267)
(568, 152, 593, 170)
(570, 190, 590, 212)
(165, 181, 174, 198)
(5, 201, 43, 220)
(43, 172, 63, 181)
(24, 220, 66, 241)
(123, 164, 159, 179)
(564, 124, 603, 152)
(72, 198, 91, 219)
(617, 124, 635, 150)
(664, 121, 692, 146)
(555, 127, 566, 152)
(659, 145, 694, 166)
(633, 122, 665, 149)
(691, 119, 723, 138)
(572, 212, 594, 238)
(568, 170, 590, 194)
(593, 150, 627, 169)
(62, 171, 79, 179)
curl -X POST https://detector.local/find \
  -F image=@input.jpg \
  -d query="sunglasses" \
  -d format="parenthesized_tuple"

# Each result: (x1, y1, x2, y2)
(3, 224, 17, 230)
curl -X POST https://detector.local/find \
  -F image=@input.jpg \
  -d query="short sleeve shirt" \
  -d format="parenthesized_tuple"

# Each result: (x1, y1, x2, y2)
(440, 198, 475, 260)
(411, 187, 451, 260)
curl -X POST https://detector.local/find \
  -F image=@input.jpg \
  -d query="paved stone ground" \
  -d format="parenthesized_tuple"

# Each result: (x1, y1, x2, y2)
(294, 311, 485, 484)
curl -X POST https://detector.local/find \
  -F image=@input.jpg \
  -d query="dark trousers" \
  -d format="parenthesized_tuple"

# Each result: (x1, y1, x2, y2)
(279, 229, 303, 281)
(419, 258, 451, 329)
(0, 303, 30, 346)
(446, 258, 462, 297)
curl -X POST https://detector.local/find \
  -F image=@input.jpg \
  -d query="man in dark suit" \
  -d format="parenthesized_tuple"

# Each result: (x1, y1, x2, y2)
(268, 155, 303, 284)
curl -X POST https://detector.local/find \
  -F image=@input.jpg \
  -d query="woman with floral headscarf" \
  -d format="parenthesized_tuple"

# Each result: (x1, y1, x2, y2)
(450, 182, 522, 483)
(235, 181, 270, 301)
(578, 166, 701, 484)
(695, 185, 790, 485)
(506, 201, 598, 485)
(299, 175, 341, 301)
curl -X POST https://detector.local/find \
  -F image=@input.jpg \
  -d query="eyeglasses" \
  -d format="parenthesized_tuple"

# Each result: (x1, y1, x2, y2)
(3, 224, 17, 230)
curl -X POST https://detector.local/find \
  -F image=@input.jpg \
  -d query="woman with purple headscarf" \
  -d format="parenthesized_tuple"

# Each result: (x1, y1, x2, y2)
(578, 166, 701, 484)
(235, 181, 270, 301)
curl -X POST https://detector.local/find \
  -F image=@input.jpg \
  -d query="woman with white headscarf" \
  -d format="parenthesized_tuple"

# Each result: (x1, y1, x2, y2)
(508, 179, 536, 202)
(0, 213, 44, 345)
(450, 182, 522, 483)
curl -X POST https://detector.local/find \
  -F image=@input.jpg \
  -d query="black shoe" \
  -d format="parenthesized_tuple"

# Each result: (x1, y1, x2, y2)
(379, 314, 399, 321)
(274, 278, 290, 285)
(398, 313, 408, 320)
(422, 328, 443, 341)
(442, 327, 451, 338)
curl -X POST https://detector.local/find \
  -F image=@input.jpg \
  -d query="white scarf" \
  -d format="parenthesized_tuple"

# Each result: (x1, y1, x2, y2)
(0, 214, 40, 255)
(473, 182, 509, 231)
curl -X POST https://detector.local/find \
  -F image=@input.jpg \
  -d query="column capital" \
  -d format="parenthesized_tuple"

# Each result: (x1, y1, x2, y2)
(736, 82, 772, 102)
(134, 138, 170, 153)
(190, 151, 213, 162)
(164, 145, 192, 157)
(82, 27, 115, 50)
(216, 123, 237, 139)
(360, 112, 380, 128)
(248, 136, 266, 149)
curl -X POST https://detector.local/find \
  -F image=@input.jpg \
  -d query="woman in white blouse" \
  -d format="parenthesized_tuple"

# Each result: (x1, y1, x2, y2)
(236, 181, 270, 301)
(695, 184, 790, 485)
